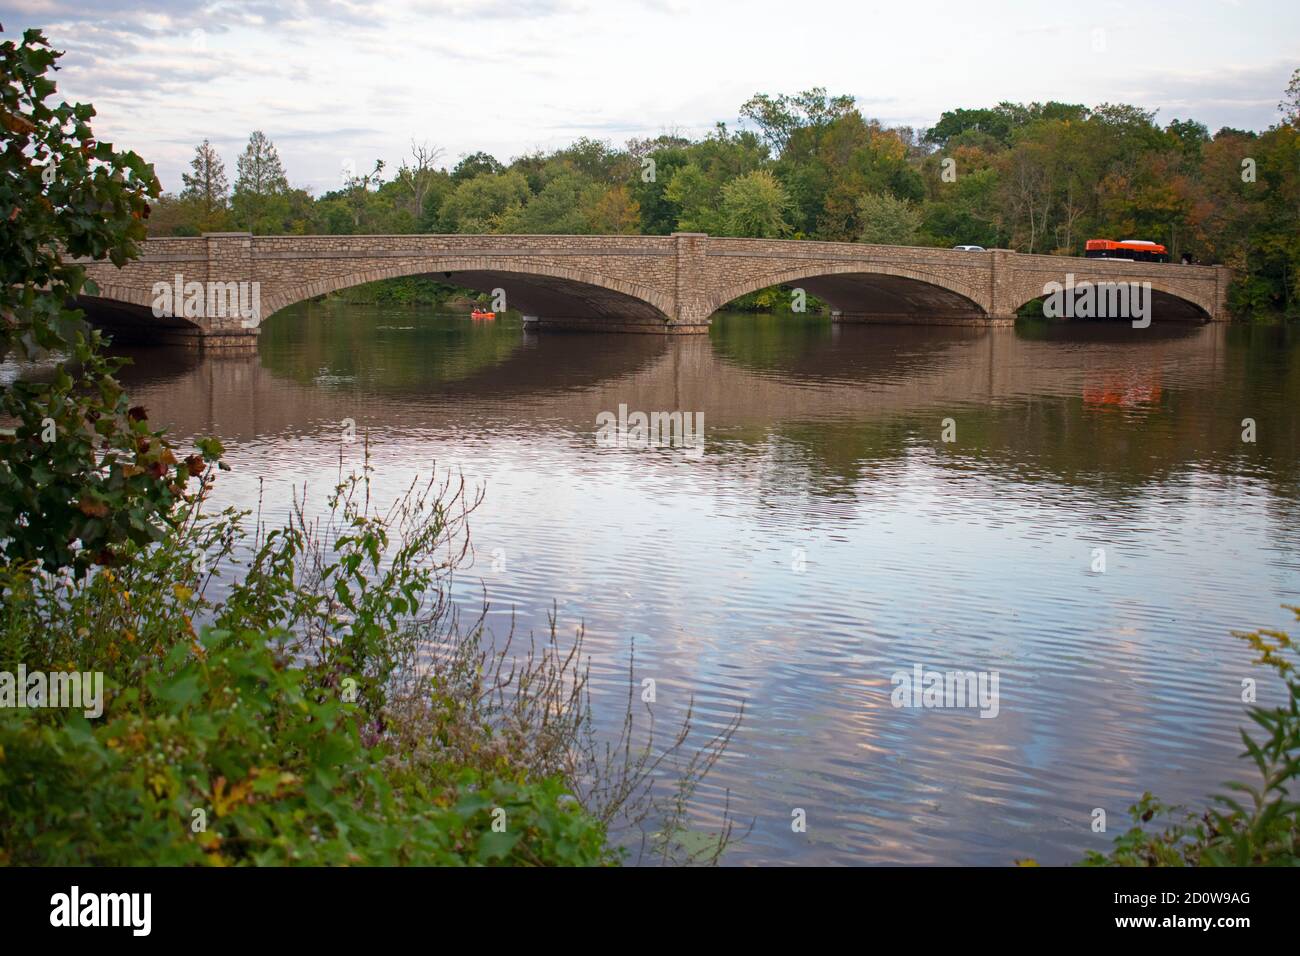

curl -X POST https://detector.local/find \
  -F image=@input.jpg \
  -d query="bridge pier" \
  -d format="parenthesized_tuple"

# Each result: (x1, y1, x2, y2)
(164, 328, 261, 350)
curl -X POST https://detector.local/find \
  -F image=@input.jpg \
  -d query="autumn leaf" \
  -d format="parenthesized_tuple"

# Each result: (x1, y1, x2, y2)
(0, 107, 37, 135)
(212, 776, 254, 816)
(77, 497, 109, 518)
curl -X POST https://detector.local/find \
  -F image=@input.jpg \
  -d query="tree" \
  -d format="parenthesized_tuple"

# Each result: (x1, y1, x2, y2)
(180, 139, 228, 219)
(1167, 118, 1210, 161)
(922, 165, 1002, 248)
(803, 114, 923, 240)
(998, 136, 1054, 253)
(926, 106, 1018, 148)
(856, 192, 922, 246)
(630, 139, 691, 235)
(234, 130, 288, 196)
(589, 185, 641, 234)
(231, 131, 291, 233)
(437, 170, 530, 232)
(341, 159, 385, 231)
(1280, 67, 1300, 126)
(719, 170, 792, 238)
(500, 171, 601, 234)
(146, 194, 204, 237)
(548, 137, 627, 184)
(396, 140, 444, 224)
(0, 28, 219, 574)
(664, 163, 719, 232)
(451, 151, 504, 182)
(925, 102, 1087, 149)
(740, 88, 856, 152)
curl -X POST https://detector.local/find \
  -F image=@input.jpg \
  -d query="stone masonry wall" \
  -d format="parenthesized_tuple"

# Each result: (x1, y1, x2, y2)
(78, 233, 1230, 343)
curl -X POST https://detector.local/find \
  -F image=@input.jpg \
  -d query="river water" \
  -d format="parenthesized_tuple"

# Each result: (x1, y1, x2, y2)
(111, 302, 1300, 865)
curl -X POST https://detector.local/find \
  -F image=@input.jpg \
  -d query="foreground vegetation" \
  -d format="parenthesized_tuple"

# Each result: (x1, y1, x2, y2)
(0, 27, 736, 867)
(155, 77, 1300, 318)
(0, 463, 738, 865)
(1081, 607, 1300, 866)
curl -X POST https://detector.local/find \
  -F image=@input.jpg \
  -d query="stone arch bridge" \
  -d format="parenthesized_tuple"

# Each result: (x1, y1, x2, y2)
(77, 232, 1230, 346)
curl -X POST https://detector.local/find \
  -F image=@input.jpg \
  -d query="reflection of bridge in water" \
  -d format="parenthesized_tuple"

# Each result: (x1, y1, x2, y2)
(101, 316, 1300, 502)
(78, 233, 1231, 347)
(109, 317, 1227, 455)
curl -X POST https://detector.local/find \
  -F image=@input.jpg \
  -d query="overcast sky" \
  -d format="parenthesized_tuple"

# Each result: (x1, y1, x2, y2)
(2, 0, 1296, 194)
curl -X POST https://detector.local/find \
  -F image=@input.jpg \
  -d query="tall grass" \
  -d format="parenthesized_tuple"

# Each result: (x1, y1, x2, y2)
(0, 449, 743, 865)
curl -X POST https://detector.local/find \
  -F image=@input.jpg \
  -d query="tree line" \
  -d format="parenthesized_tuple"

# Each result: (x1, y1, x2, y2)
(154, 75, 1300, 317)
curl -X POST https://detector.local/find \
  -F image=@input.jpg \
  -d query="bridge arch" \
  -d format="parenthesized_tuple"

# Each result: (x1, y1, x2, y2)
(1009, 277, 1213, 322)
(74, 288, 203, 344)
(259, 257, 675, 328)
(701, 261, 991, 321)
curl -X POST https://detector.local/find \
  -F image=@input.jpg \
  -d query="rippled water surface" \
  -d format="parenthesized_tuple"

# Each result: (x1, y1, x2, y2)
(112, 304, 1300, 865)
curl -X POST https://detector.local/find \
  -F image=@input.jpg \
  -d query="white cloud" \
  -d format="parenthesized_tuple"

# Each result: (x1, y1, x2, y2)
(2, 0, 1295, 192)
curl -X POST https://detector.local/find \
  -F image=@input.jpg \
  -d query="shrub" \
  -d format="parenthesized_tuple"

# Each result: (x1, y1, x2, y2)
(1082, 606, 1300, 866)
(0, 624, 609, 866)
(0, 458, 740, 866)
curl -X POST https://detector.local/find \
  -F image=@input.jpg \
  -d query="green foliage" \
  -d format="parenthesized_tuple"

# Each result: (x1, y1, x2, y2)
(719, 170, 792, 238)
(330, 275, 463, 305)
(233, 129, 288, 197)
(856, 192, 921, 246)
(629, 137, 691, 234)
(0, 623, 608, 866)
(501, 171, 603, 234)
(740, 87, 857, 151)
(0, 471, 616, 866)
(1082, 606, 1300, 866)
(922, 166, 1003, 248)
(451, 151, 504, 182)
(0, 28, 153, 349)
(228, 130, 302, 234)
(547, 137, 630, 184)
(0, 28, 220, 575)
(176, 140, 229, 231)
(0, 448, 743, 866)
(664, 163, 719, 233)
(438, 170, 531, 233)
(926, 101, 1089, 149)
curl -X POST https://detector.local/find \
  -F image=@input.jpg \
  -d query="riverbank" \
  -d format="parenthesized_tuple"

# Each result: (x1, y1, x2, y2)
(0, 461, 737, 866)
(325, 274, 482, 309)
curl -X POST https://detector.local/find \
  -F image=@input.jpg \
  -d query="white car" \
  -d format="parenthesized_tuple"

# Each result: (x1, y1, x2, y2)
(953, 245, 985, 252)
